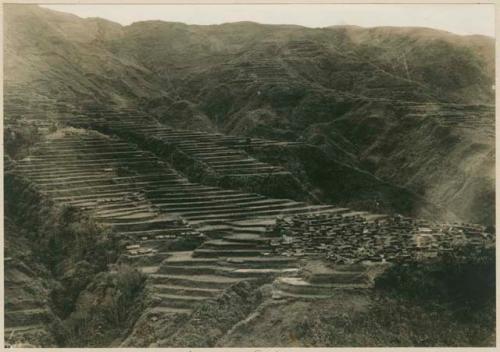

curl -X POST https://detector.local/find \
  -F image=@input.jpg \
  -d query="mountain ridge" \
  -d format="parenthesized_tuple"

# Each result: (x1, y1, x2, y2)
(4, 4, 495, 226)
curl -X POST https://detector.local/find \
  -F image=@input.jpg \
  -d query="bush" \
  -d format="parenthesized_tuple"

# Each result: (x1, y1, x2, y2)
(60, 265, 146, 347)
(375, 245, 495, 311)
(104, 265, 147, 326)
(374, 245, 495, 343)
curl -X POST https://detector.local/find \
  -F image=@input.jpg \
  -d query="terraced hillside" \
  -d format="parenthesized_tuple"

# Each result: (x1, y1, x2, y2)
(4, 124, 385, 346)
(4, 87, 494, 347)
(4, 4, 495, 227)
(3, 86, 385, 340)
(3, 4, 495, 348)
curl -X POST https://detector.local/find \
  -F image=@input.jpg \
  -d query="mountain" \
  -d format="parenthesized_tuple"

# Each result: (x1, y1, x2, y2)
(3, 4, 496, 349)
(4, 4, 495, 226)
(4, 5, 167, 106)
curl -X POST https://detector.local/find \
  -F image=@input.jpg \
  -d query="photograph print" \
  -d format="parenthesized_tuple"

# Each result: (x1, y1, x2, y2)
(3, 2, 496, 348)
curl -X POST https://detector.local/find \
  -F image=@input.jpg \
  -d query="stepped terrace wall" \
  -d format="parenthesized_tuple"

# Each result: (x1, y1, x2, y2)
(72, 112, 316, 203)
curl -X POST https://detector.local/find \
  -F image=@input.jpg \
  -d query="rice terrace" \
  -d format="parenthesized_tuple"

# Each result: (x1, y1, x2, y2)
(3, 3, 496, 348)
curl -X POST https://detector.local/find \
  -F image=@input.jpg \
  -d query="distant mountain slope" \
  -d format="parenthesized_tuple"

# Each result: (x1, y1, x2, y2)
(4, 5, 169, 106)
(109, 21, 494, 104)
(4, 4, 495, 226)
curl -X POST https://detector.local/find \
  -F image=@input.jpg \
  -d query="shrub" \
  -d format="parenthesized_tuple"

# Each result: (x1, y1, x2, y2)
(374, 244, 495, 340)
(104, 265, 147, 326)
(375, 245, 495, 309)
(59, 265, 146, 347)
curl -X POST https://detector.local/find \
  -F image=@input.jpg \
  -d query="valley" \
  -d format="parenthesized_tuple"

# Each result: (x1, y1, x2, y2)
(3, 4, 496, 347)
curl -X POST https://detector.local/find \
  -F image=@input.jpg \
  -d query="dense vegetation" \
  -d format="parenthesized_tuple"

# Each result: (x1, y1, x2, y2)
(372, 246, 495, 346)
(59, 265, 147, 347)
(4, 173, 147, 347)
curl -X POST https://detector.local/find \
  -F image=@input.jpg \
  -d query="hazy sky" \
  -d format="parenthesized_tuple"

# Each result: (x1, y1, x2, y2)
(40, 4, 495, 37)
